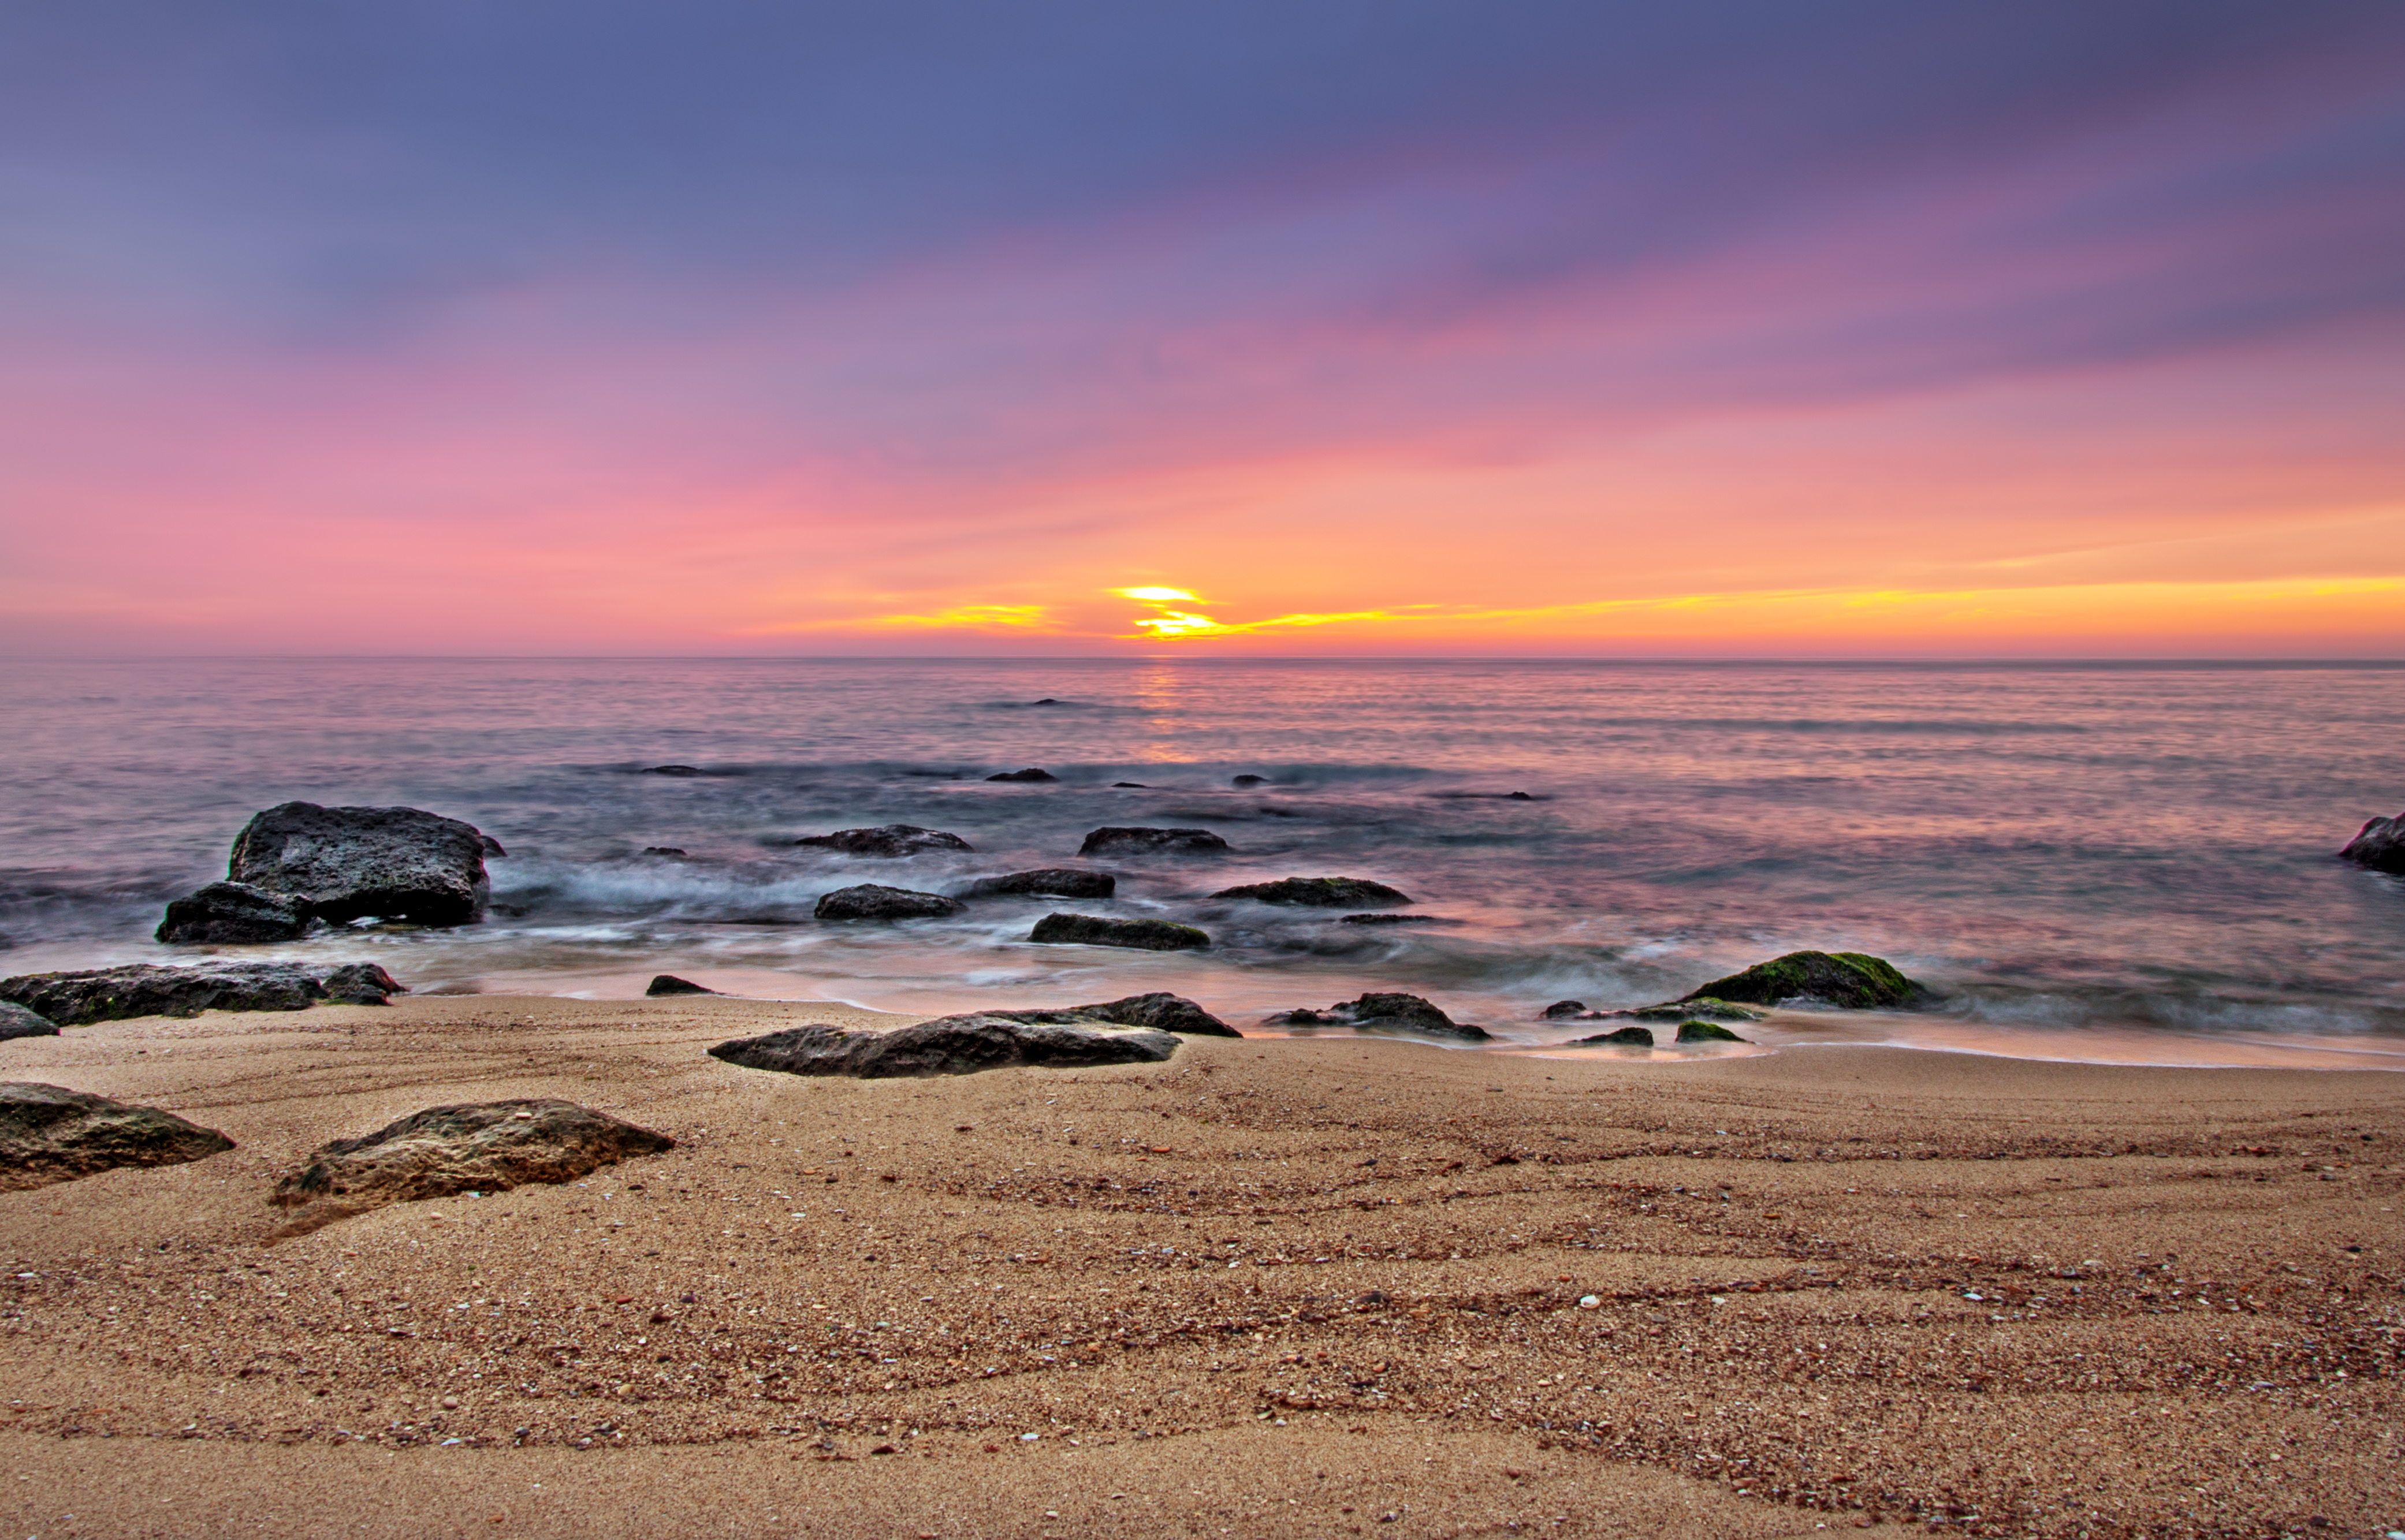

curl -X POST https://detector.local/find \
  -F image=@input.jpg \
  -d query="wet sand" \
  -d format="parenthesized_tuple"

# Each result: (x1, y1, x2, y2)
(3, 995, 2399, 1538)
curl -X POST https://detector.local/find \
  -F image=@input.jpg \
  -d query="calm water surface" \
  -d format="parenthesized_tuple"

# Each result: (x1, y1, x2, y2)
(5, 658, 2402, 1068)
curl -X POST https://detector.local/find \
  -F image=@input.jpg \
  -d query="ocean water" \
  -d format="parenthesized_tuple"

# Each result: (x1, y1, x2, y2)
(5, 657, 2403, 1069)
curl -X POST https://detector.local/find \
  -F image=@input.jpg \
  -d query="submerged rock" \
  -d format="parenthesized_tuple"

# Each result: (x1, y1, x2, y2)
(1111, 782, 1150, 789)
(1027, 913, 1209, 951)
(1231, 774, 1267, 787)
(1210, 877, 1410, 908)
(1265, 991, 1491, 1041)
(814, 883, 966, 921)
(1624, 997, 1768, 1022)
(1681, 950, 1925, 1010)
(1675, 1020, 1748, 1043)
(320, 963, 406, 1005)
(1572, 1026, 1654, 1047)
(2341, 812, 2405, 874)
(963, 868, 1116, 900)
(0, 1083, 234, 1191)
(788, 825, 974, 857)
(710, 1015, 1180, 1079)
(640, 765, 706, 777)
(228, 801, 500, 926)
(643, 847, 688, 857)
(155, 881, 315, 945)
(0, 1001, 60, 1041)
(1539, 1000, 1588, 1020)
(985, 767, 1057, 782)
(1339, 913, 1445, 926)
(646, 974, 714, 996)
(1077, 826, 1230, 856)
(269, 1099, 673, 1232)
(981, 991, 1239, 1038)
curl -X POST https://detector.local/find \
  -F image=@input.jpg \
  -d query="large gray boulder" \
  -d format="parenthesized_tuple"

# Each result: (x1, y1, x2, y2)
(1265, 991, 1491, 1041)
(981, 991, 1239, 1038)
(0, 1001, 60, 1041)
(269, 1099, 673, 1232)
(1680, 950, 1926, 1009)
(0, 1083, 234, 1191)
(709, 1015, 1179, 1079)
(814, 883, 966, 921)
(0, 960, 403, 1026)
(1028, 912, 1209, 950)
(2341, 812, 2405, 874)
(787, 825, 973, 857)
(224, 802, 500, 926)
(962, 868, 1116, 899)
(1211, 876, 1409, 908)
(155, 881, 314, 944)
(1078, 827, 1230, 856)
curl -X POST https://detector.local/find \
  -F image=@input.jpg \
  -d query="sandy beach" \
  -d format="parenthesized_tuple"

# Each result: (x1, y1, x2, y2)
(3, 995, 2399, 1539)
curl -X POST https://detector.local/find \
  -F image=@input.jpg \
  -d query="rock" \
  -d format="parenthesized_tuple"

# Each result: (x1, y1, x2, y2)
(2341, 813, 2405, 874)
(228, 802, 498, 926)
(1675, 1020, 1748, 1043)
(154, 881, 314, 945)
(1571, 1026, 1654, 1046)
(0, 1001, 59, 1041)
(1539, 1000, 1588, 1019)
(962, 868, 1116, 900)
(643, 847, 688, 857)
(1111, 782, 1149, 789)
(709, 1016, 1179, 1079)
(1078, 827, 1230, 856)
(1506, 792, 1534, 801)
(321, 963, 405, 1005)
(1027, 913, 1209, 950)
(788, 825, 974, 857)
(268, 1099, 673, 1232)
(814, 883, 967, 921)
(982, 991, 1239, 1038)
(1231, 774, 1267, 787)
(1624, 997, 1767, 1022)
(641, 765, 706, 777)
(985, 768, 1057, 782)
(646, 975, 714, 996)
(1338, 913, 1445, 926)
(0, 1083, 235, 1191)
(0, 962, 325, 1025)
(1264, 991, 1491, 1041)
(1681, 950, 1926, 1009)
(1212, 876, 1410, 908)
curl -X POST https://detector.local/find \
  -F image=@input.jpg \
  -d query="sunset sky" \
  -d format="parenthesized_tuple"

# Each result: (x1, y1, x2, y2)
(3, 1, 2401, 655)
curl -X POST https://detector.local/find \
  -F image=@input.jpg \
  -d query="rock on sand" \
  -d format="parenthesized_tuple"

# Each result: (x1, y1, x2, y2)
(709, 1015, 1181, 1078)
(979, 991, 1239, 1038)
(1265, 991, 1492, 1041)
(0, 961, 403, 1025)
(1681, 950, 1927, 1009)
(0, 1082, 234, 1191)
(0, 1000, 60, 1041)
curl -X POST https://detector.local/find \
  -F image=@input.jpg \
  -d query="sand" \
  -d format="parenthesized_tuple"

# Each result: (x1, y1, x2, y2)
(2, 994, 2399, 1539)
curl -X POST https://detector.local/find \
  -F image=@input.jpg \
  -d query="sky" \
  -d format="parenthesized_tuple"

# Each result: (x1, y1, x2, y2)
(2, 1, 2402, 656)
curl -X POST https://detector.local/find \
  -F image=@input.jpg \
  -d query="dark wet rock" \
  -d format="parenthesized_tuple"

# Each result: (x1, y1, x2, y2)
(1253, 806, 1302, 818)
(155, 881, 315, 945)
(1676, 1020, 1748, 1043)
(646, 974, 714, 997)
(640, 765, 707, 776)
(1682, 950, 1926, 1010)
(321, 963, 405, 1005)
(2341, 812, 2405, 874)
(0, 1001, 59, 1041)
(982, 991, 1238, 1038)
(0, 1083, 235, 1191)
(1572, 1026, 1655, 1047)
(1231, 774, 1267, 787)
(788, 825, 974, 857)
(267, 1099, 673, 1233)
(228, 801, 498, 926)
(815, 883, 966, 921)
(1507, 792, 1534, 801)
(985, 767, 1058, 782)
(0, 962, 326, 1025)
(1265, 991, 1491, 1041)
(1338, 913, 1446, 926)
(963, 868, 1116, 900)
(643, 847, 688, 857)
(1078, 826, 1230, 856)
(1027, 913, 1208, 950)
(1540, 1000, 1588, 1019)
(1623, 997, 1767, 1023)
(709, 1015, 1179, 1079)
(1030, 698, 1063, 706)
(1211, 876, 1409, 908)
(1111, 782, 1149, 789)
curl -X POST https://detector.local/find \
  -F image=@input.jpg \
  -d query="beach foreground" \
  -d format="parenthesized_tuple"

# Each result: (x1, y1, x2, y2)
(2, 997, 2398, 1539)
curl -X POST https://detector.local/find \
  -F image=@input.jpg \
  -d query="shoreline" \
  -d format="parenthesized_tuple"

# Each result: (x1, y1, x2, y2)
(3, 993, 2400, 1537)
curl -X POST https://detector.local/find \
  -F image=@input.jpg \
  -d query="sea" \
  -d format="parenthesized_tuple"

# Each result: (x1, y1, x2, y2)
(5, 657, 2403, 1070)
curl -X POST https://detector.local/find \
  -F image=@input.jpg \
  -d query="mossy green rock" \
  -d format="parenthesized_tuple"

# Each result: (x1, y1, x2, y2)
(1628, 997, 1767, 1022)
(1674, 1020, 1747, 1043)
(1681, 950, 1922, 1010)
